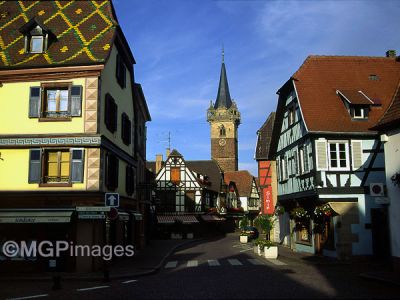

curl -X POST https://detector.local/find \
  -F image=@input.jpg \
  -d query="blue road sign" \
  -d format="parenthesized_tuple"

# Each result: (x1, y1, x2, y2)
(105, 193, 119, 207)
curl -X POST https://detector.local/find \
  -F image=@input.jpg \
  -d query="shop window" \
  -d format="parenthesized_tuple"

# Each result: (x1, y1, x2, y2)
(296, 220, 312, 245)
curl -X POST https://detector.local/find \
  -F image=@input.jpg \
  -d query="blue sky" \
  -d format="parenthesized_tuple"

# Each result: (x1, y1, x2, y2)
(113, 0, 400, 176)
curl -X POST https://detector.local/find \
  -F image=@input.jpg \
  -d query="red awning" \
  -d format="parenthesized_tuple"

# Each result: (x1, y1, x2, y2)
(201, 215, 226, 222)
(157, 215, 175, 224)
(175, 215, 199, 224)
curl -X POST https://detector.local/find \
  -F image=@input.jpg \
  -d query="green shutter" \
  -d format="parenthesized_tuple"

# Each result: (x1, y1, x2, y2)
(71, 149, 84, 183)
(315, 140, 328, 171)
(71, 85, 83, 117)
(351, 140, 363, 170)
(29, 87, 41, 118)
(28, 149, 41, 183)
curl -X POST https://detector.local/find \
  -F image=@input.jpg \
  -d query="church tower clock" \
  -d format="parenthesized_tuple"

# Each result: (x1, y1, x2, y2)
(207, 51, 241, 173)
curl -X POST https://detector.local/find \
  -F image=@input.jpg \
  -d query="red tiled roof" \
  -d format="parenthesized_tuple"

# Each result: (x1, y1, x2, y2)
(292, 56, 400, 133)
(224, 170, 255, 198)
(372, 82, 400, 131)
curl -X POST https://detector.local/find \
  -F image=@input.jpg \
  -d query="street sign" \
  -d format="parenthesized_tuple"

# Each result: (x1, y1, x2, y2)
(105, 193, 120, 207)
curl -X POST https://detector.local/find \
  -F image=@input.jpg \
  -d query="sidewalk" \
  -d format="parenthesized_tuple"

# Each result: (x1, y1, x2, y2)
(276, 244, 400, 286)
(0, 238, 201, 282)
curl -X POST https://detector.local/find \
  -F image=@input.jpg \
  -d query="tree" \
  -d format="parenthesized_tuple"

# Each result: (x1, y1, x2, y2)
(254, 214, 276, 240)
(239, 215, 249, 229)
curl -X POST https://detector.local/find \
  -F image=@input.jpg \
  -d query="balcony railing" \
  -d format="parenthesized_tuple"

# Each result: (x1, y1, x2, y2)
(44, 176, 70, 183)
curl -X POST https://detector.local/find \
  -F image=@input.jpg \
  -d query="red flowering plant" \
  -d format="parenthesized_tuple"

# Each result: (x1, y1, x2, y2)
(313, 204, 334, 223)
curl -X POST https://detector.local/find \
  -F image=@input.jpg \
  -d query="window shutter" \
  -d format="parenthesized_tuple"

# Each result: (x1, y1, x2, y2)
(71, 149, 84, 183)
(351, 140, 363, 170)
(276, 157, 281, 182)
(315, 140, 328, 171)
(71, 85, 83, 117)
(303, 145, 309, 173)
(28, 149, 41, 183)
(113, 102, 118, 132)
(294, 150, 299, 175)
(29, 87, 41, 118)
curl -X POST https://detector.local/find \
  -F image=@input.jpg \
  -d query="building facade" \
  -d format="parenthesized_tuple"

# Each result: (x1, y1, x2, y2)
(0, 0, 150, 272)
(270, 54, 400, 258)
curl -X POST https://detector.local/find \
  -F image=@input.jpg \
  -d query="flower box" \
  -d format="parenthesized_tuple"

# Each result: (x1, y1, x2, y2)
(240, 235, 248, 243)
(264, 245, 278, 259)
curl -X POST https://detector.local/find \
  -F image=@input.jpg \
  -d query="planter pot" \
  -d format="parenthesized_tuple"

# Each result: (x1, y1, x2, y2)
(257, 246, 263, 256)
(253, 246, 258, 254)
(240, 235, 248, 243)
(186, 233, 194, 239)
(264, 246, 278, 259)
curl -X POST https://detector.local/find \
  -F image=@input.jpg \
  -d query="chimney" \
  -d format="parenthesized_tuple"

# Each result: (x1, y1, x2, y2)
(155, 154, 163, 174)
(166, 148, 170, 158)
(386, 50, 396, 58)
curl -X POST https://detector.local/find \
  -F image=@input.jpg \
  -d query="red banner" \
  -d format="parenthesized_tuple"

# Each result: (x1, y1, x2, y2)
(263, 186, 274, 215)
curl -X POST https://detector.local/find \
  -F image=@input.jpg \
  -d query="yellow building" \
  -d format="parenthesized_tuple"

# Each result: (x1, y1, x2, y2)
(0, 0, 151, 272)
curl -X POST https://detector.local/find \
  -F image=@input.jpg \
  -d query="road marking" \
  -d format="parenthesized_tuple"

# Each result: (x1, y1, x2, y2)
(266, 259, 287, 266)
(7, 295, 48, 300)
(232, 244, 243, 248)
(165, 261, 178, 268)
(228, 259, 242, 266)
(208, 259, 220, 266)
(239, 247, 253, 253)
(187, 260, 198, 267)
(122, 279, 138, 284)
(77, 286, 110, 292)
(248, 259, 264, 265)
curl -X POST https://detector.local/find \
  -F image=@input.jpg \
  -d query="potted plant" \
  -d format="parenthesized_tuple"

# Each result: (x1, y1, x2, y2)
(240, 231, 250, 243)
(254, 238, 264, 256)
(254, 214, 276, 240)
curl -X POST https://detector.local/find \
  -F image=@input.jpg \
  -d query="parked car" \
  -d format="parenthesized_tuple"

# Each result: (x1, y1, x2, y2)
(242, 226, 259, 240)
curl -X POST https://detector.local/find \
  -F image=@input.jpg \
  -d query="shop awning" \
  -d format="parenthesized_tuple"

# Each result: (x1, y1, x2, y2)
(201, 215, 226, 222)
(157, 215, 175, 224)
(0, 210, 73, 223)
(157, 215, 199, 224)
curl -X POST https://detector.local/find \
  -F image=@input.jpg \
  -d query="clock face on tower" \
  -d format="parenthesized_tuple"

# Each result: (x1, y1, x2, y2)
(219, 138, 226, 146)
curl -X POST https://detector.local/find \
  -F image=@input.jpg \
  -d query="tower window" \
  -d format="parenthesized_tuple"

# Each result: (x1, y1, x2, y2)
(219, 125, 226, 137)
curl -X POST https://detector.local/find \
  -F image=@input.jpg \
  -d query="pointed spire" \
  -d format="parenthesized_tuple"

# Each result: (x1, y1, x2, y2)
(214, 48, 232, 109)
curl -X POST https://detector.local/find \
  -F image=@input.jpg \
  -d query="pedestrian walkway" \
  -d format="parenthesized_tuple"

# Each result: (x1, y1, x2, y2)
(163, 257, 287, 269)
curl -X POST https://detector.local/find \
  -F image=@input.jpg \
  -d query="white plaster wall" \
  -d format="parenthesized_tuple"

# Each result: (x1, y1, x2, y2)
(240, 196, 248, 211)
(384, 129, 400, 258)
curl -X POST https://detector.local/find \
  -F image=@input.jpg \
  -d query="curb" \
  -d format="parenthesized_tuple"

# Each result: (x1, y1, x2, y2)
(0, 238, 203, 282)
(359, 272, 400, 287)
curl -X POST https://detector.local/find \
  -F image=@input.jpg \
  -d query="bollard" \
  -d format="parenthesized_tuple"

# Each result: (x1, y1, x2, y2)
(52, 275, 62, 290)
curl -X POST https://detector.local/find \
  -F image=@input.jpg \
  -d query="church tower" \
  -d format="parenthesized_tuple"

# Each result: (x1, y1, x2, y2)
(207, 50, 241, 173)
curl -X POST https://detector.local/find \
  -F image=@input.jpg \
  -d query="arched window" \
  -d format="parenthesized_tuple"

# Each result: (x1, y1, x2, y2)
(219, 125, 226, 137)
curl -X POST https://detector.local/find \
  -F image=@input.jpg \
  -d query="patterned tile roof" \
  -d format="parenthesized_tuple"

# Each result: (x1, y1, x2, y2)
(0, 0, 118, 69)
(289, 55, 400, 133)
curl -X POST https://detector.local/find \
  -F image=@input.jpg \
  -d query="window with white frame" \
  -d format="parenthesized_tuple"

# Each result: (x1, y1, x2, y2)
(288, 106, 296, 126)
(280, 155, 288, 181)
(328, 142, 349, 170)
(298, 145, 309, 174)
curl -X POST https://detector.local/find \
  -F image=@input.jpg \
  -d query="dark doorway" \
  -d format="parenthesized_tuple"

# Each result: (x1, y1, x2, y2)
(371, 207, 391, 258)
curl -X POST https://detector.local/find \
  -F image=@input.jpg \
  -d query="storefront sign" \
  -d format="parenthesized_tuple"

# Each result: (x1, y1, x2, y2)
(78, 212, 105, 219)
(0, 211, 72, 223)
(76, 206, 110, 212)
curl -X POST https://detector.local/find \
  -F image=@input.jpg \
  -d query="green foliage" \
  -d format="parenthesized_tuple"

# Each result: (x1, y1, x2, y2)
(254, 238, 275, 250)
(254, 214, 276, 234)
(239, 216, 249, 229)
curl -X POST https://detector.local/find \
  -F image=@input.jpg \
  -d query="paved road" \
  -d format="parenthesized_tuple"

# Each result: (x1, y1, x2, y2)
(1, 234, 398, 299)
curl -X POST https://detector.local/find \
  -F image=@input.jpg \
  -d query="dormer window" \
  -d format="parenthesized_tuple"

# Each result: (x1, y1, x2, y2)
(29, 32, 44, 53)
(19, 18, 54, 54)
(336, 89, 373, 121)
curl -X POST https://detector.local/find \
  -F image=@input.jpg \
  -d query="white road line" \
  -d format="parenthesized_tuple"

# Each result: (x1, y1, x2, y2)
(165, 261, 178, 268)
(232, 244, 242, 248)
(266, 259, 287, 266)
(239, 247, 253, 253)
(7, 295, 48, 300)
(248, 258, 264, 265)
(187, 260, 198, 267)
(208, 259, 220, 266)
(122, 279, 138, 284)
(228, 259, 242, 266)
(77, 286, 110, 292)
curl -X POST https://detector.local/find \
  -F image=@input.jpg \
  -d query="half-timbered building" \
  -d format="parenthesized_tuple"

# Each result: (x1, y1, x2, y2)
(0, 0, 151, 272)
(147, 150, 230, 237)
(370, 68, 400, 268)
(270, 53, 400, 258)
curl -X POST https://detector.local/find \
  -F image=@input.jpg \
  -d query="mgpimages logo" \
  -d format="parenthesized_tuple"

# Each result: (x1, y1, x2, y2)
(1, 240, 134, 261)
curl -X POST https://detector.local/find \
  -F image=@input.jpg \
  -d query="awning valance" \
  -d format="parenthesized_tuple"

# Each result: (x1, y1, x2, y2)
(157, 215, 199, 224)
(0, 210, 73, 223)
(201, 215, 226, 222)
